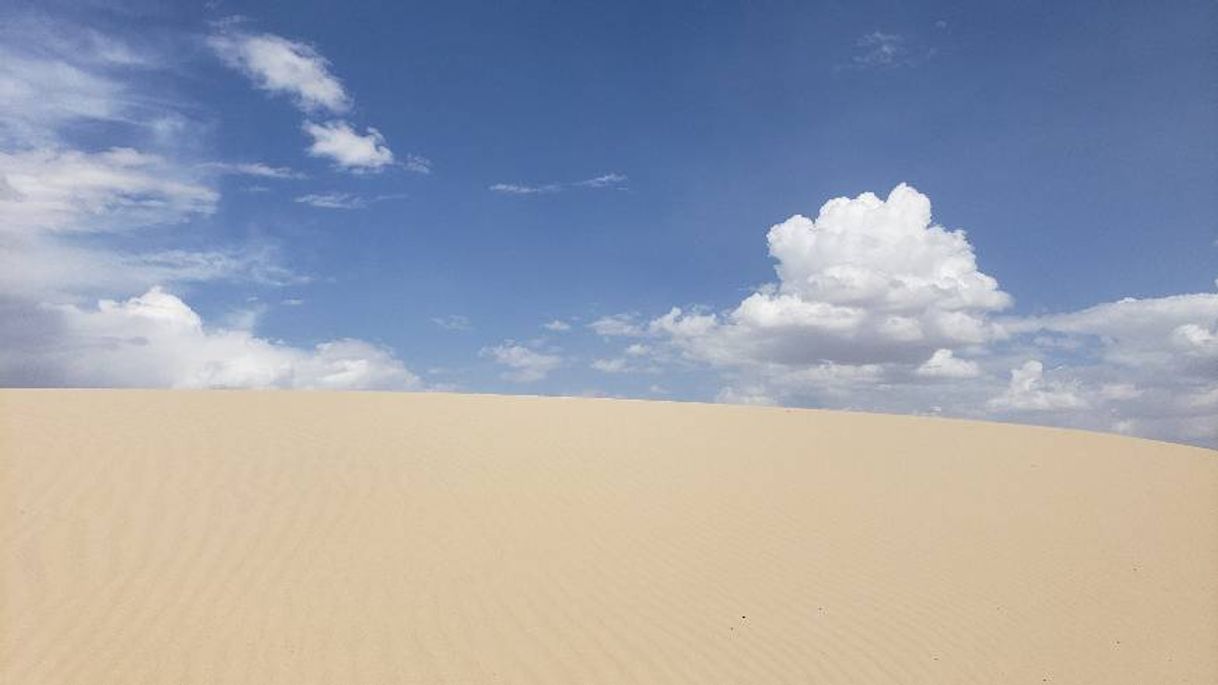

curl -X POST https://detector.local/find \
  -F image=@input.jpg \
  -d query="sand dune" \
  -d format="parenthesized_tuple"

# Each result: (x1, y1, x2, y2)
(2, 390, 1215, 683)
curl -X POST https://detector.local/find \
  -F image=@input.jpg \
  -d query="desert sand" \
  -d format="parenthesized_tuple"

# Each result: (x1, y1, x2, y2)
(2, 390, 1216, 683)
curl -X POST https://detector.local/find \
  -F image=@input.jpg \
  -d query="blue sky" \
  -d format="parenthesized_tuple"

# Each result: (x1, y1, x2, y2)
(1, 0, 1216, 446)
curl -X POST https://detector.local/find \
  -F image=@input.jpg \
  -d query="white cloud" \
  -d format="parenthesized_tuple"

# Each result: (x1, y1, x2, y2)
(626, 183, 1216, 447)
(0, 51, 125, 146)
(200, 161, 305, 179)
(403, 154, 432, 174)
(490, 182, 561, 195)
(0, 21, 416, 395)
(651, 184, 1011, 368)
(0, 139, 291, 303)
(1009, 293, 1218, 370)
(591, 358, 629, 374)
(542, 319, 572, 332)
(999, 292, 1218, 445)
(573, 173, 627, 188)
(432, 315, 472, 331)
(1, 230, 301, 301)
(0, 16, 156, 148)
(481, 343, 562, 382)
(295, 191, 367, 209)
(0, 147, 217, 235)
(0, 287, 419, 389)
(715, 386, 778, 406)
(915, 348, 980, 379)
(853, 31, 907, 68)
(988, 361, 1087, 412)
(207, 31, 350, 114)
(303, 120, 395, 171)
(589, 313, 646, 337)
(490, 173, 627, 195)
(210, 30, 423, 176)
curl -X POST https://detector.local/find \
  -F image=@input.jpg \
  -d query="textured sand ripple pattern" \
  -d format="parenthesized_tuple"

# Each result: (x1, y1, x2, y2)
(2, 390, 1216, 683)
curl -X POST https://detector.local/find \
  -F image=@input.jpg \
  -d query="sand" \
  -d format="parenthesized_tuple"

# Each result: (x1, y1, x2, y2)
(2, 390, 1216, 683)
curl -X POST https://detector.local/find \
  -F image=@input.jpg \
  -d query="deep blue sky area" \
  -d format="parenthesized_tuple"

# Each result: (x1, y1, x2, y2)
(3, 0, 1216, 444)
(193, 0, 1214, 328)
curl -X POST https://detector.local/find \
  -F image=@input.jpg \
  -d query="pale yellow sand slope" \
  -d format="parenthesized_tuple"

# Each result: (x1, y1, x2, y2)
(2, 390, 1216, 684)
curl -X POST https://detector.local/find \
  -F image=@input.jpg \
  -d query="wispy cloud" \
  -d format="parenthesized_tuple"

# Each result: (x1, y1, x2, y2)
(403, 154, 432, 174)
(209, 27, 429, 175)
(294, 191, 409, 209)
(572, 173, 627, 188)
(294, 192, 367, 209)
(588, 313, 645, 337)
(207, 30, 351, 114)
(853, 31, 907, 68)
(840, 30, 937, 71)
(1, 147, 217, 234)
(481, 342, 562, 382)
(200, 161, 305, 179)
(0, 19, 418, 392)
(490, 172, 627, 195)
(490, 182, 562, 195)
(432, 314, 472, 331)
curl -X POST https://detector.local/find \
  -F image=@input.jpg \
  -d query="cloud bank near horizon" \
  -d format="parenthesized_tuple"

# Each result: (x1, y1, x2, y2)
(0, 19, 421, 393)
(590, 185, 1217, 446)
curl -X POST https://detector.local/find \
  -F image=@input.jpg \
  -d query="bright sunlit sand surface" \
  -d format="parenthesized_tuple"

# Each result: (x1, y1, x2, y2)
(2, 389, 1216, 684)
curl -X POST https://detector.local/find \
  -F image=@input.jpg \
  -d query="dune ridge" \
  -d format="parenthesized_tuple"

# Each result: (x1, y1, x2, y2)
(2, 389, 1216, 683)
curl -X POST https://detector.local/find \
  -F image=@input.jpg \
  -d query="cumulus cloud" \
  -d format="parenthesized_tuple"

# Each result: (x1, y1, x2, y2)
(988, 361, 1087, 411)
(0, 287, 418, 389)
(652, 184, 1011, 368)
(481, 343, 562, 382)
(207, 31, 351, 113)
(542, 320, 572, 332)
(915, 348, 980, 379)
(303, 121, 395, 171)
(615, 183, 1215, 448)
(1009, 294, 1218, 371)
(999, 293, 1218, 444)
(0, 20, 418, 394)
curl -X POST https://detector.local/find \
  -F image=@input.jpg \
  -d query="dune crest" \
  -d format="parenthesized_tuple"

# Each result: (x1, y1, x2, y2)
(3, 390, 1216, 683)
